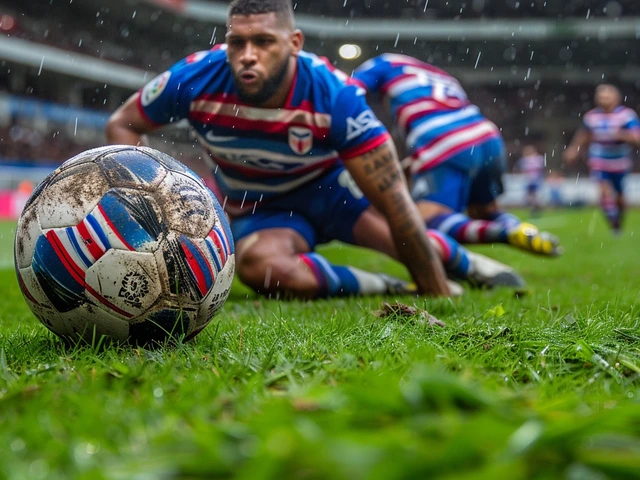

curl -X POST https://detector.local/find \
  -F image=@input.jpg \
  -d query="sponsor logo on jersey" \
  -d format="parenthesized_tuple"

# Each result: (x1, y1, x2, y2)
(288, 126, 313, 155)
(141, 71, 171, 107)
(346, 110, 382, 141)
(205, 132, 239, 143)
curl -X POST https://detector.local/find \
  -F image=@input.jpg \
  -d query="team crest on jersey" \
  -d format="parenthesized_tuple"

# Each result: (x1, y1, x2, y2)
(288, 127, 313, 155)
(141, 71, 171, 107)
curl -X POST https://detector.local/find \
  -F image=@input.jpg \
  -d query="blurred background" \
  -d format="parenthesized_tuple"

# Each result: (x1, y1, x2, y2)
(1, 0, 639, 218)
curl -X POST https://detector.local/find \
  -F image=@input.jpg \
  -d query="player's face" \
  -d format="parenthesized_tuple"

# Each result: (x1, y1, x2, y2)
(226, 13, 303, 105)
(595, 86, 620, 111)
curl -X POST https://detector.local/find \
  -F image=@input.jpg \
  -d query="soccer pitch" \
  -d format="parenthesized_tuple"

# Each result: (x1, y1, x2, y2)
(1, 209, 639, 479)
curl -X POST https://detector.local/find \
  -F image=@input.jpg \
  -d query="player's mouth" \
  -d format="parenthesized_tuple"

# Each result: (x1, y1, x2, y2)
(239, 70, 259, 85)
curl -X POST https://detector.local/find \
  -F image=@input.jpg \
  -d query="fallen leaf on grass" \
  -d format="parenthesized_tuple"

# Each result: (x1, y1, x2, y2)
(373, 302, 446, 327)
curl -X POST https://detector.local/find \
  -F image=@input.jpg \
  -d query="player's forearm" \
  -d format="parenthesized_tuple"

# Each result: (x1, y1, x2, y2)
(384, 189, 451, 296)
(568, 130, 590, 154)
(345, 140, 450, 296)
(619, 130, 640, 147)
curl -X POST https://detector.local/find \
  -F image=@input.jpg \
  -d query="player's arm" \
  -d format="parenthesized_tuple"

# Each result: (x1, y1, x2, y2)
(344, 138, 451, 296)
(105, 92, 157, 146)
(563, 128, 591, 164)
(616, 128, 640, 147)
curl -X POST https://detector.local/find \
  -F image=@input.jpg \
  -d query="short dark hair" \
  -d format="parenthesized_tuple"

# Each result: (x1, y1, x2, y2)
(228, 0, 294, 21)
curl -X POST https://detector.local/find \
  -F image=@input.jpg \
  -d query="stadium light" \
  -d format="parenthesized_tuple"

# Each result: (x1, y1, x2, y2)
(339, 44, 362, 60)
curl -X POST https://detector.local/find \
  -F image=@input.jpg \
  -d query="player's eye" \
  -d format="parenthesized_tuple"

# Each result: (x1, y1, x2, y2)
(228, 38, 245, 49)
(254, 37, 273, 47)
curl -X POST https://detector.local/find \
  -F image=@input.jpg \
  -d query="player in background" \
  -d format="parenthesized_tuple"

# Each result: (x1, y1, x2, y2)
(516, 145, 545, 216)
(546, 170, 564, 208)
(105, 0, 523, 300)
(352, 54, 562, 256)
(563, 84, 640, 235)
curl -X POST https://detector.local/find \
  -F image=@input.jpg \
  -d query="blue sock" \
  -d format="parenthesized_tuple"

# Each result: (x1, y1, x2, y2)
(298, 253, 363, 297)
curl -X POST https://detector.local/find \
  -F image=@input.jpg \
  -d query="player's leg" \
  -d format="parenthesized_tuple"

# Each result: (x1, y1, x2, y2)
(232, 210, 420, 298)
(321, 167, 523, 289)
(611, 172, 626, 233)
(598, 171, 624, 234)
(527, 182, 542, 217)
(466, 138, 561, 256)
(234, 224, 318, 298)
(351, 195, 524, 289)
(413, 161, 517, 245)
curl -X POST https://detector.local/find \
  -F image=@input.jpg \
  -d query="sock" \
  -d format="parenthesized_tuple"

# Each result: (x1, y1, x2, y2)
(298, 253, 391, 297)
(426, 230, 471, 279)
(601, 198, 620, 231)
(428, 213, 509, 244)
(485, 211, 522, 230)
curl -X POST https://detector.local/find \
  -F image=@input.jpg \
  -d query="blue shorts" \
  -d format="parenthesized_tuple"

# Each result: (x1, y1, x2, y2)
(410, 135, 506, 212)
(230, 165, 369, 248)
(591, 170, 627, 194)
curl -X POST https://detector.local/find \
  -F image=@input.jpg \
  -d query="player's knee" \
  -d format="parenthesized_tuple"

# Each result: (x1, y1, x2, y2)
(236, 251, 296, 294)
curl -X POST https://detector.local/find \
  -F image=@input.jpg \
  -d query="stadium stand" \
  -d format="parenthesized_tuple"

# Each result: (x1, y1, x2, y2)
(0, 0, 639, 215)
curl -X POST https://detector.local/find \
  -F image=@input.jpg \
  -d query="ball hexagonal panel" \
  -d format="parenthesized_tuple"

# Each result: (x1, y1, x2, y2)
(85, 250, 162, 319)
(155, 171, 216, 238)
(37, 161, 109, 230)
(96, 147, 168, 190)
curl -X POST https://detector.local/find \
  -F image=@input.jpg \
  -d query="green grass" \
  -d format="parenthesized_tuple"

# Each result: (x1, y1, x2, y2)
(1, 209, 640, 479)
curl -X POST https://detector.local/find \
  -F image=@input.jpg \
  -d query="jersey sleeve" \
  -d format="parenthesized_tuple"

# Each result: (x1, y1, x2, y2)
(136, 53, 208, 125)
(330, 84, 391, 161)
(580, 113, 594, 133)
(623, 109, 640, 130)
(352, 57, 387, 94)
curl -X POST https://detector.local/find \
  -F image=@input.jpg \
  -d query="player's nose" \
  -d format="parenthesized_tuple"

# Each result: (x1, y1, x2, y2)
(240, 43, 258, 65)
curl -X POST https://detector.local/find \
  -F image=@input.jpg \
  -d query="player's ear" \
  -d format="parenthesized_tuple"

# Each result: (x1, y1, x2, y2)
(290, 29, 304, 56)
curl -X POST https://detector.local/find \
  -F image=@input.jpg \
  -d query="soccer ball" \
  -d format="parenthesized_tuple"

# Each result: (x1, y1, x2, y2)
(14, 146, 235, 346)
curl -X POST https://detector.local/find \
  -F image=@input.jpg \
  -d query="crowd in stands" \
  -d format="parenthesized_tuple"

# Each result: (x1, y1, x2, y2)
(2, 80, 640, 176)
(0, 123, 94, 166)
(2, 0, 639, 175)
(193, 0, 640, 20)
(3, 0, 638, 74)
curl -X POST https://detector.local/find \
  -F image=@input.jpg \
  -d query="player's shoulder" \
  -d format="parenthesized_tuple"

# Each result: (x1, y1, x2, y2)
(583, 107, 601, 120)
(298, 51, 353, 88)
(297, 51, 363, 105)
(618, 106, 640, 120)
(174, 46, 228, 71)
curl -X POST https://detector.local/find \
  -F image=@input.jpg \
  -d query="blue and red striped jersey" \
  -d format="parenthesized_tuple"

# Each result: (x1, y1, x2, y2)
(353, 53, 500, 173)
(137, 46, 390, 214)
(582, 106, 640, 172)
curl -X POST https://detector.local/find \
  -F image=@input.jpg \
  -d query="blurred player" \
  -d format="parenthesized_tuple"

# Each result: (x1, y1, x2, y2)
(106, 0, 523, 299)
(353, 54, 562, 256)
(546, 170, 564, 208)
(516, 145, 545, 216)
(564, 84, 640, 235)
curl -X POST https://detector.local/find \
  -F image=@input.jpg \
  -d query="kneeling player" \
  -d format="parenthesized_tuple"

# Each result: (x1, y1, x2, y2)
(353, 54, 562, 256)
(106, 0, 522, 298)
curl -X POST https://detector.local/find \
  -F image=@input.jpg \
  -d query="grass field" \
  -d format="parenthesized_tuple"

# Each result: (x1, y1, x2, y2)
(1, 209, 639, 479)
